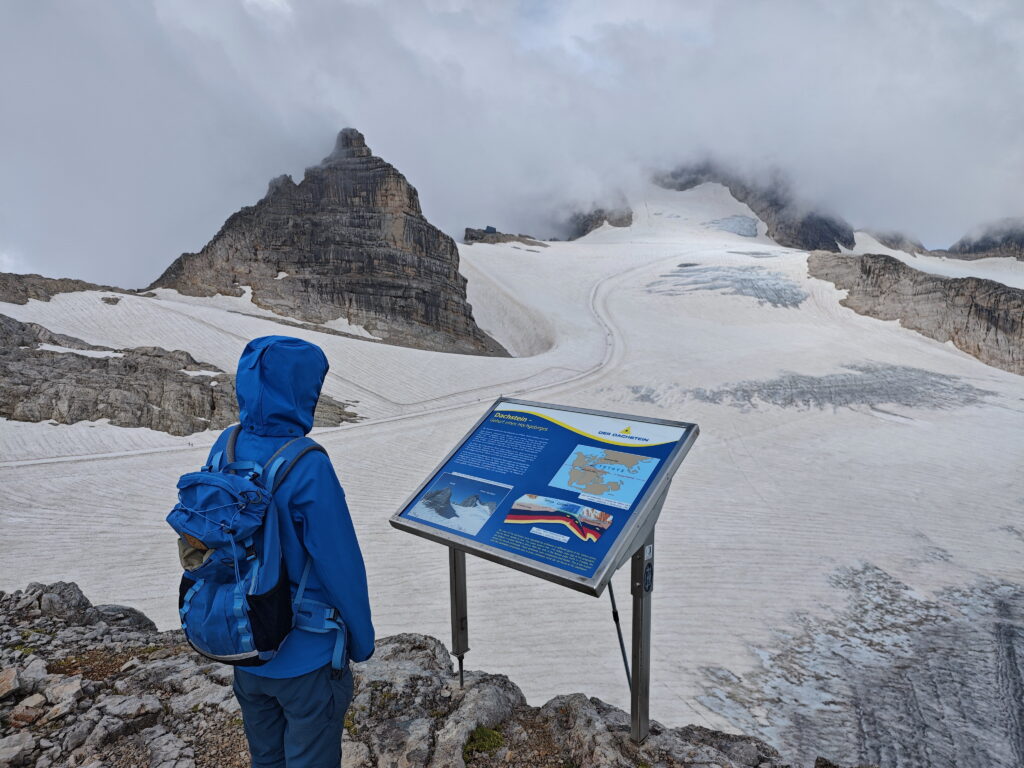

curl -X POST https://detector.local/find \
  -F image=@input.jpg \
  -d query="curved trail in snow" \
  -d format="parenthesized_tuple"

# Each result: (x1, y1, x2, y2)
(0, 250, 678, 469)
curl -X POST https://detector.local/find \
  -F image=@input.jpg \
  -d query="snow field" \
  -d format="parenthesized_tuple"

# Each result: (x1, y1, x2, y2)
(1, 182, 1022, 734)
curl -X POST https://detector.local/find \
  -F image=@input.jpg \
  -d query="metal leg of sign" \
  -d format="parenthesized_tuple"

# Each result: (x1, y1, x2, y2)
(630, 528, 655, 744)
(449, 547, 469, 688)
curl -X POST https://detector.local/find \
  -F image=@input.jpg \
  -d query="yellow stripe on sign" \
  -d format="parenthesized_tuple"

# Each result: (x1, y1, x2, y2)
(505, 410, 676, 448)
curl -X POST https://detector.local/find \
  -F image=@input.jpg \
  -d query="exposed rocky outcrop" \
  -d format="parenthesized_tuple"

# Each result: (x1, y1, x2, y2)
(0, 582, 872, 768)
(463, 227, 548, 248)
(568, 207, 634, 240)
(863, 230, 926, 255)
(807, 252, 1024, 375)
(149, 129, 506, 356)
(656, 164, 855, 252)
(944, 218, 1024, 261)
(0, 273, 127, 305)
(0, 315, 357, 435)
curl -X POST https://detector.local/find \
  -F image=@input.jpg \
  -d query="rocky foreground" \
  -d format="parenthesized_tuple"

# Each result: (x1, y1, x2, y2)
(0, 583, 871, 768)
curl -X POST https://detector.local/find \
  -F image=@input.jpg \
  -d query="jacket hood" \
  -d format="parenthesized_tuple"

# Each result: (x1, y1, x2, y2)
(235, 336, 329, 437)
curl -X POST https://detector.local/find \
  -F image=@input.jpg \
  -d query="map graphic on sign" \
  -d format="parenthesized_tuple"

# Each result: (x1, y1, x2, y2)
(549, 445, 660, 509)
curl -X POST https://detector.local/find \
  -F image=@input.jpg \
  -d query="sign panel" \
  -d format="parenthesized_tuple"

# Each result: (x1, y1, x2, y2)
(390, 398, 699, 595)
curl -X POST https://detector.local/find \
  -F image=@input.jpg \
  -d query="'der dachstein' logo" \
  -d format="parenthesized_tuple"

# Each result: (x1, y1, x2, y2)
(597, 425, 649, 443)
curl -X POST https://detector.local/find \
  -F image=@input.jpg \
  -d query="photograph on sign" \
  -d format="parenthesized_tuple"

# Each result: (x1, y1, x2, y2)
(393, 399, 697, 590)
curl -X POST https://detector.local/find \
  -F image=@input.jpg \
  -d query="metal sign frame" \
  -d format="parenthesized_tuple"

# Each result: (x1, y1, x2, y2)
(389, 397, 699, 597)
(389, 396, 699, 743)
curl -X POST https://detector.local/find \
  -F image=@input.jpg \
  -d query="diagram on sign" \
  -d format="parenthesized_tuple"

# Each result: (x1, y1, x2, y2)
(504, 494, 613, 542)
(549, 445, 659, 509)
(406, 472, 513, 535)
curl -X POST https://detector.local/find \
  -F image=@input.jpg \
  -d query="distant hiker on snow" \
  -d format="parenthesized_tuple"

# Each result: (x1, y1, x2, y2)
(166, 335, 374, 767)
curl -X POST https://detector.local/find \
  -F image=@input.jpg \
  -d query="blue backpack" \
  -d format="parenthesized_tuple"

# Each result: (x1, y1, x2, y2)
(166, 424, 347, 668)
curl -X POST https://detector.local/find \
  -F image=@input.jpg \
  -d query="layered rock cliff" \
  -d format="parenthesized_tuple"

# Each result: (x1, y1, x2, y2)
(945, 218, 1024, 261)
(0, 314, 357, 435)
(807, 252, 1024, 375)
(463, 228, 548, 248)
(656, 164, 855, 252)
(0, 582, 870, 768)
(149, 129, 506, 356)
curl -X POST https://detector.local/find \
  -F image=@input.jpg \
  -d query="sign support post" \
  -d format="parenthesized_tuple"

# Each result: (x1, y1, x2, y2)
(449, 547, 469, 687)
(630, 528, 655, 743)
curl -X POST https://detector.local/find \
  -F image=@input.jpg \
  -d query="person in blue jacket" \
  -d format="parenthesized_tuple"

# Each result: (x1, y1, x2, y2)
(204, 335, 375, 768)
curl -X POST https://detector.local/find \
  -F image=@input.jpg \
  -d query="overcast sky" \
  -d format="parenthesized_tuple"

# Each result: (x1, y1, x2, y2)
(2, 0, 1022, 285)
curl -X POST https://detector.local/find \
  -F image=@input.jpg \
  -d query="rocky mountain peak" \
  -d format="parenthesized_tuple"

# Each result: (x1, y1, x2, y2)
(149, 128, 505, 356)
(323, 127, 373, 162)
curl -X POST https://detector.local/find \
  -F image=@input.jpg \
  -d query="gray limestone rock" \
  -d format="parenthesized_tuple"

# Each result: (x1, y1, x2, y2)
(149, 128, 506, 356)
(0, 581, 872, 768)
(92, 605, 158, 633)
(0, 314, 358, 435)
(464, 227, 549, 248)
(807, 251, 1024, 375)
(0, 731, 35, 766)
(0, 273, 125, 305)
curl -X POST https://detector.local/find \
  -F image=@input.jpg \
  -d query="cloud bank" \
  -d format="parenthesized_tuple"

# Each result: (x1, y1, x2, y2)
(1, 0, 1022, 285)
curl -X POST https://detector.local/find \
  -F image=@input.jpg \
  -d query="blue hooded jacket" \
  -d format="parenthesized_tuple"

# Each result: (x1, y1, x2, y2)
(205, 336, 375, 677)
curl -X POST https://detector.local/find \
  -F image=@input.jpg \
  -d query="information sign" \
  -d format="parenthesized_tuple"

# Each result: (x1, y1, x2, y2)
(390, 398, 698, 595)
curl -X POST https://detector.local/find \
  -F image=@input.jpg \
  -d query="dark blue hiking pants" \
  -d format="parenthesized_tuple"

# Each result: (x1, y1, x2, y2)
(233, 663, 354, 768)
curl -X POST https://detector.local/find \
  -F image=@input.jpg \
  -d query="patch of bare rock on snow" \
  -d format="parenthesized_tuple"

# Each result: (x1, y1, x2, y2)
(0, 583, 868, 768)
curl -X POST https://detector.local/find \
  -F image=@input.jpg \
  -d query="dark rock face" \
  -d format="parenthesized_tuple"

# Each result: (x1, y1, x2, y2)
(464, 228, 548, 248)
(568, 207, 634, 240)
(149, 128, 506, 356)
(864, 230, 926, 255)
(0, 273, 126, 305)
(0, 314, 357, 435)
(656, 163, 855, 252)
(807, 252, 1024, 375)
(0, 580, 872, 768)
(945, 218, 1024, 261)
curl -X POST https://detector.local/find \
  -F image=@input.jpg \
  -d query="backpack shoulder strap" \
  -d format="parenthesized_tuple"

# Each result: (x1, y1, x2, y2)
(225, 423, 242, 463)
(263, 436, 327, 492)
(205, 424, 242, 472)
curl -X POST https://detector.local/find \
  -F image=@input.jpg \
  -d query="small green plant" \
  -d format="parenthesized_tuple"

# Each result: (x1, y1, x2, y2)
(344, 712, 358, 737)
(463, 726, 504, 760)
